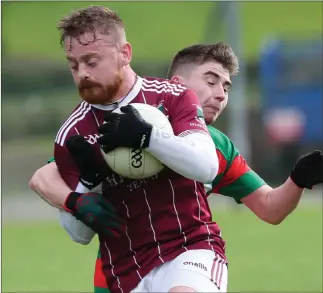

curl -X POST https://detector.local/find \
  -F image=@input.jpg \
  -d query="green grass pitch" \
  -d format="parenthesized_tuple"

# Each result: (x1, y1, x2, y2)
(3, 205, 322, 292)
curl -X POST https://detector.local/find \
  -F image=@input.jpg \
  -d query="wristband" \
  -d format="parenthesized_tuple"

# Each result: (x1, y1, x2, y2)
(64, 192, 81, 212)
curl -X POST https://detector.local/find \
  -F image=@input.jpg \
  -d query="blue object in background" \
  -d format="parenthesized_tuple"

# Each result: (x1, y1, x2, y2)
(259, 37, 322, 143)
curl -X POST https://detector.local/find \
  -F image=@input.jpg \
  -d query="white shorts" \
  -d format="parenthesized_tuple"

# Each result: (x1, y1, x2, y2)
(131, 249, 228, 292)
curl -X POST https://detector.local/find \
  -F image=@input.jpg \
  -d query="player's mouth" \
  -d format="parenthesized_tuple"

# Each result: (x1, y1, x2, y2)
(207, 106, 220, 114)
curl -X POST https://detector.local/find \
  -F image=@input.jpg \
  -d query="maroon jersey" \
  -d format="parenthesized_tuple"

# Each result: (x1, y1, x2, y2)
(54, 77, 226, 293)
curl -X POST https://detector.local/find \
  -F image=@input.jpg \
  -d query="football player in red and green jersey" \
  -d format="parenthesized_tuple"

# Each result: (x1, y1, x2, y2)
(33, 42, 323, 293)
(168, 43, 322, 225)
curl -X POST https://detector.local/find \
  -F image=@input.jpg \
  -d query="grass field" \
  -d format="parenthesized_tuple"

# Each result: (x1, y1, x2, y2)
(3, 205, 322, 292)
(2, 2, 322, 62)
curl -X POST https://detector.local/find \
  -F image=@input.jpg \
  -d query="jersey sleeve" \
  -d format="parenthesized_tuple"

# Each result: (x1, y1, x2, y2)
(167, 89, 209, 137)
(54, 129, 81, 190)
(207, 126, 266, 203)
(215, 155, 266, 203)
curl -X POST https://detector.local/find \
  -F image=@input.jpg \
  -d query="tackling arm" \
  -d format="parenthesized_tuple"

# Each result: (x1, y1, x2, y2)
(29, 162, 73, 209)
(29, 146, 97, 244)
(241, 150, 323, 224)
(147, 89, 218, 183)
(213, 152, 304, 225)
(210, 129, 322, 225)
(241, 180, 304, 225)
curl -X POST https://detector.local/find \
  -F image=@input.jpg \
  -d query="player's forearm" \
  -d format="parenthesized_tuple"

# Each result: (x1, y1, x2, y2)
(30, 163, 97, 244)
(243, 178, 304, 225)
(147, 127, 219, 182)
(29, 163, 71, 209)
(265, 177, 304, 223)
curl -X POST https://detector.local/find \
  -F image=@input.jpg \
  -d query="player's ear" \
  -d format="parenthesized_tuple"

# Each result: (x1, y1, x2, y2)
(171, 75, 184, 84)
(120, 42, 132, 66)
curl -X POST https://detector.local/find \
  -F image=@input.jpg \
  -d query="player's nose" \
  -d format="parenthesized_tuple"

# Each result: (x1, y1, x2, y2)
(78, 64, 90, 80)
(213, 85, 226, 101)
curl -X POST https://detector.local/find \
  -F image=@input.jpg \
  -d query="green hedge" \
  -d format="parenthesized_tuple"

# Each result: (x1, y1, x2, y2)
(3, 2, 322, 62)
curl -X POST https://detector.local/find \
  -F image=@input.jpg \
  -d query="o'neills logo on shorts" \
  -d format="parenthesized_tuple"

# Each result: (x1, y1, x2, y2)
(183, 261, 207, 271)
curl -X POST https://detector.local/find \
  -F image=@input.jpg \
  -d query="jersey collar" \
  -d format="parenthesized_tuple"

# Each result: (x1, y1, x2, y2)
(91, 76, 143, 111)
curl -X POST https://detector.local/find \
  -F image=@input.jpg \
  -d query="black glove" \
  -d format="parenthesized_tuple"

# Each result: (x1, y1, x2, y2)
(66, 135, 107, 189)
(290, 150, 323, 189)
(65, 135, 124, 236)
(64, 191, 125, 237)
(97, 105, 153, 154)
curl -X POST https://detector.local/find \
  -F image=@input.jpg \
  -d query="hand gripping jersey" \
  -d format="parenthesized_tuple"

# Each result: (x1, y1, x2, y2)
(54, 77, 226, 293)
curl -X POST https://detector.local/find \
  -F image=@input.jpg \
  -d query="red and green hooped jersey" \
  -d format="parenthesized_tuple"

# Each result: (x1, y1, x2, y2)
(94, 250, 110, 293)
(48, 125, 266, 293)
(206, 125, 266, 202)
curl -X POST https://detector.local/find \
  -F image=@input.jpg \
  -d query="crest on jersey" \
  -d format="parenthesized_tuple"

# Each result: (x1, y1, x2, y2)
(157, 103, 165, 114)
(157, 101, 169, 118)
(194, 104, 205, 123)
(196, 105, 204, 118)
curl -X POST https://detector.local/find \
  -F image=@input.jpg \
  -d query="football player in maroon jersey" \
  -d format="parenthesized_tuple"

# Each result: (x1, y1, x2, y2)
(30, 5, 227, 293)
(30, 7, 323, 293)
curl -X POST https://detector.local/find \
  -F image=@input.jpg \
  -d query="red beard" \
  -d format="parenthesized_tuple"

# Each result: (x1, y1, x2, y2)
(78, 73, 123, 104)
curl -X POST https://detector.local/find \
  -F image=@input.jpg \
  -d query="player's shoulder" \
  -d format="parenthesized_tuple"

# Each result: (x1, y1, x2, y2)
(207, 125, 239, 161)
(142, 76, 188, 97)
(207, 125, 231, 146)
(55, 101, 92, 147)
(71, 101, 92, 114)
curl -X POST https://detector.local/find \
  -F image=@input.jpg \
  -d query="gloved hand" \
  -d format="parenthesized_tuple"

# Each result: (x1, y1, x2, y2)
(65, 135, 124, 237)
(290, 150, 323, 189)
(64, 191, 124, 237)
(66, 135, 107, 189)
(97, 105, 153, 154)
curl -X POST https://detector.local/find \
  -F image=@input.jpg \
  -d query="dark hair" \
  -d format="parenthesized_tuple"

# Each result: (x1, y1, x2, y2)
(167, 42, 239, 78)
(57, 6, 124, 47)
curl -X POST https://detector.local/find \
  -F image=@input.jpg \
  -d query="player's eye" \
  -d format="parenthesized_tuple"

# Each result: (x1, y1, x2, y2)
(70, 64, 78, 71)
(87, 59, 98, 68)
(88, 62, 97, 68)
(207, 81, 215, 86)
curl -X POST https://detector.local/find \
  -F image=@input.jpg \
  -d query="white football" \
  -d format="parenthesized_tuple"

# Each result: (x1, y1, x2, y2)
(101, 103, 174, 179)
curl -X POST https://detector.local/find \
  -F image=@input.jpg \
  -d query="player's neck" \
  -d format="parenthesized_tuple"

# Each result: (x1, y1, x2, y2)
(109, 67, 137, 104)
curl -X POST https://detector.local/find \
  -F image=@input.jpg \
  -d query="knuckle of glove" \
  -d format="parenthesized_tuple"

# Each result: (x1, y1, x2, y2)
(120, 105, 133, 114)
(83, 213, 97, 224)
(103, 114, 122, 128)
(98, 123, 112, 135)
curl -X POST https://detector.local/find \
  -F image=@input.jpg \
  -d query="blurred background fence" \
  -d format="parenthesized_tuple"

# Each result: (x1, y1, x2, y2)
(2, 2, 322, 292)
